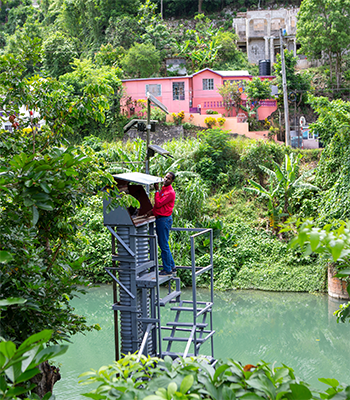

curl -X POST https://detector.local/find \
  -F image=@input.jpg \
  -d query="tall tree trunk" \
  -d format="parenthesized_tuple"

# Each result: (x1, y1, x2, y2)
(336, 51, 341, 90)
(328, 49, 333, 89)
(198, 0, 203, 13)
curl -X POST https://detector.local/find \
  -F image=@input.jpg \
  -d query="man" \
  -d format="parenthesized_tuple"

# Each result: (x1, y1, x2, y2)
(153, 172, 176, 276)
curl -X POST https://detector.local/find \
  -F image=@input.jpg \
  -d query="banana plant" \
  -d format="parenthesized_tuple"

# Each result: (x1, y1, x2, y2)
(245, 153, 319, 231)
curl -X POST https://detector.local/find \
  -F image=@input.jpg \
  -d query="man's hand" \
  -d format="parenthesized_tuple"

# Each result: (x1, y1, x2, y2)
(154, 183, 159, 191)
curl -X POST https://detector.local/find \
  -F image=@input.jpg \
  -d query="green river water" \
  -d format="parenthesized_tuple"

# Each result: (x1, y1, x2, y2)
(54, 285, 350, 399)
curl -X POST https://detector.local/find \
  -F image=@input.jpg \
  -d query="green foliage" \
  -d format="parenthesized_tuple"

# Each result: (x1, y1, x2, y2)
(309, 97, 350, 223)
(243, 77, 272, 120)
(59, 58, 124, 138)
(174, 14, 222, 73)
(213, 30, 241, 68)
(194, 128, 239, 188)
(105, 15, 141, 50)
(297, 0, 350, 88)
(217, 80, 244, 116)
(287, 218, 350, 322)
(2, 16, 43, 77)
(238, 139, 285, 184)
(3, 1, 37, 35)
(42, 30, 77, 77)
(137, 0, 175, 57)
(80, 353, 350, 400)
(0, 56, 136, 345)
(68, 197, 113, 284)
(245, 153, 319, 230)
(0, 329, 68, 399)
(94, 43, 125, 68)
(122, 42, 161, 78)
(273, 50, 311, 107)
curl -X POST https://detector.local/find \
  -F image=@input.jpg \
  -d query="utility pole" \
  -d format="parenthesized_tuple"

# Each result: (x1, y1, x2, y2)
(279, 28, 290, 147)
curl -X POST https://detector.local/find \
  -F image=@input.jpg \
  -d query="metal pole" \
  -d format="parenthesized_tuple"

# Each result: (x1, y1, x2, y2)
(279, 29, 290, 147)
(146, 97, 151, 175)
(112, 232, 120, 361)
(191, 236, 197, 356)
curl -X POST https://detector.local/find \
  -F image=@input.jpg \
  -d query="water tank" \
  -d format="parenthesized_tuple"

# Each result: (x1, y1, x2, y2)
(259, 59, 271, 76)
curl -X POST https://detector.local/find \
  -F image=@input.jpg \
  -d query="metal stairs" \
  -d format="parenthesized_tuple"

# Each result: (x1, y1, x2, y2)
(107, 223, 215, 361)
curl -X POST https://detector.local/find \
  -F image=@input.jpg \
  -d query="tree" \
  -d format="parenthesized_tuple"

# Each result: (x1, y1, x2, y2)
(217, 80, 244, 117)
(42, 30, 78, 77)
(174, 14, 222, 72)
(59, 58, 124, 137)
(214, 31, 240, 66)
(244, 77, 272, 120)
(122, 42, 161, 78)
(3, 16, 43, 77)
(94, 43, 126, 68)
(106, 15, 142, 50)
(137, 0, 174, 56)
(273, 49, 311, 107)
(0, 53, 138, 395)
(297, 0, 350, 89)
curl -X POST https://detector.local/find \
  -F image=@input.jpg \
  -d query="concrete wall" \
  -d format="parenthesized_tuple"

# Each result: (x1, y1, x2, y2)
(233, 8, 299, 64)
(165, 113, 278, 142)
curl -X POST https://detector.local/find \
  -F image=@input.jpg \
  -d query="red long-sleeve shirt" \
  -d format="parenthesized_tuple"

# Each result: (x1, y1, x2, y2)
(153, 185, 176, 217)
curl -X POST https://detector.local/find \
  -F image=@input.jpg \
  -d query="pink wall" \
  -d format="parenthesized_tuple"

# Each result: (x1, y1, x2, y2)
(122, 69, 277, 120)
(122, 77, 191, 114)
(192, 70, 251, 116)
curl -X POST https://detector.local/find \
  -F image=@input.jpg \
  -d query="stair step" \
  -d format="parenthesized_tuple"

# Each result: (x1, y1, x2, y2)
(170, 306, 204, 312)
(160, 291, 181, 306)
(136, 271, 173, 287)
(166, 322, 208, 328)
(163, 336, 206, 343)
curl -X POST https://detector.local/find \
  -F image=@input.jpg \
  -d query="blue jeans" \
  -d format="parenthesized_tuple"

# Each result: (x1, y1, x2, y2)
(155, 216, 175, 273)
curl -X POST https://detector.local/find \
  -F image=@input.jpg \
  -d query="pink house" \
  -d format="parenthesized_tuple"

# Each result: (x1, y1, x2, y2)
(122, 68, 277, 121)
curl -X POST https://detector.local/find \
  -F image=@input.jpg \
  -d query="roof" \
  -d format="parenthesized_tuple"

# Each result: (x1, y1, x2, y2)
(112, 172, 163, 186)
(122, 68, 252, 83)
(192, 68, 251, 77)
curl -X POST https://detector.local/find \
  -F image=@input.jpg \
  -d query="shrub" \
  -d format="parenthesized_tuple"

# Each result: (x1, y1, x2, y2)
(205, 109, 219, 114)
(217, 117, 226, 126)
(204, 116, 217, 128)
(171, 110, 185, 125)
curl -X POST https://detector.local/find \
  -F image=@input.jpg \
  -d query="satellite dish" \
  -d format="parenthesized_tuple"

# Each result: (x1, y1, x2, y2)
(299, 116, 306, 127)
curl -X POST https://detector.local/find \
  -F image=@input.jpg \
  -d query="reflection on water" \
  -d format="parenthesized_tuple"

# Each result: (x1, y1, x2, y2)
(54, 286, 350, 399)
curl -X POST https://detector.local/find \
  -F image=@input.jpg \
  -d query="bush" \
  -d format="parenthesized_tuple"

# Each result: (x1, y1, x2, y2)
(205, 109, 219, 114)
(204, 116, 217, 128)
(217, 117, 226, 126)
(80, 353, 350, 400)
(194, 128, 240, 188)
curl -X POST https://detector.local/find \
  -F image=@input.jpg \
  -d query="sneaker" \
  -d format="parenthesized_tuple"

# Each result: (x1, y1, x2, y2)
(171, 267, 177, 274)
(159, 270, 172, 276)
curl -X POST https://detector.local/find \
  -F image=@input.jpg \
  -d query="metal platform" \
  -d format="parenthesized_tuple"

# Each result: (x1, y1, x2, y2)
(103, 177, 215, 361)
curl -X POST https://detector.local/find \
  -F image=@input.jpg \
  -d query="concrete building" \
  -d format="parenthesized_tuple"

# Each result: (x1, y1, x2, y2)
(232, 8, 303, 66)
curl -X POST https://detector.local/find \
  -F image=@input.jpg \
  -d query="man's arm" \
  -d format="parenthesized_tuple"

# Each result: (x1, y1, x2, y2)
(154, 189, 175, 208)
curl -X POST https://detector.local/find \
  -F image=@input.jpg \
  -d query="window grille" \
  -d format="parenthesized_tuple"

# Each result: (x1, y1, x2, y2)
(203, 78, 214, 90)
(146, 84, 161, 97)
(172, 82, 185, 100)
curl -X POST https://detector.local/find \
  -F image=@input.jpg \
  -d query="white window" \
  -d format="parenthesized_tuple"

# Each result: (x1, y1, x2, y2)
(203, 78, 214, 90)
(146, 84, 161, 97)
(173, 82, 185, 100)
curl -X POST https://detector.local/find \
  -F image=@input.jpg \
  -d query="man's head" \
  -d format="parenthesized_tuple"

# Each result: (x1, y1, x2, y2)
(163, 172, 175, 186)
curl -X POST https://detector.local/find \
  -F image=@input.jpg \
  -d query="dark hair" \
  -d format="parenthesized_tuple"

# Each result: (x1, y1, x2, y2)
(168, 171, 176, 181)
